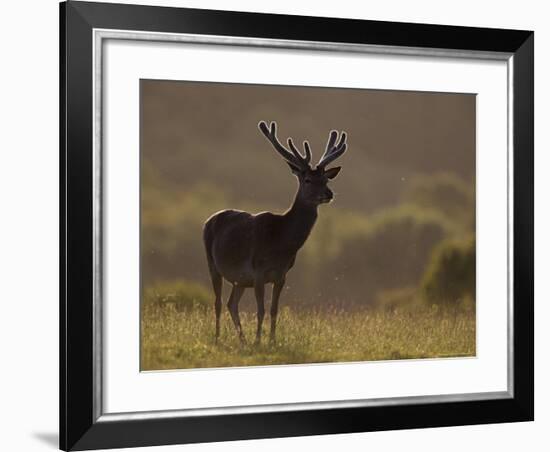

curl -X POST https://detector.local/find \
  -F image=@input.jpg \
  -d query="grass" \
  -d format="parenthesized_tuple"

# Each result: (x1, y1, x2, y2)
(141, 301, 475, 371)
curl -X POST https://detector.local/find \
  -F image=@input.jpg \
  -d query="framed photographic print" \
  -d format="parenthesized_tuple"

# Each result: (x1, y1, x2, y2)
(60, 1, 534, 450)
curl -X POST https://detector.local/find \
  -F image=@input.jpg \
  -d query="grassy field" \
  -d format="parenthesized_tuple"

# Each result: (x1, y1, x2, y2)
(141, 301, 475, 371)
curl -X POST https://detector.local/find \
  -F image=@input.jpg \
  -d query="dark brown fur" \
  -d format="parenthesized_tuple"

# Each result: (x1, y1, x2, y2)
(203, 121, 347, 344)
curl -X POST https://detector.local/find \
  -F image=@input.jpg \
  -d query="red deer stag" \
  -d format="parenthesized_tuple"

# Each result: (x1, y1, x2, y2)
(203, 121, 348, 344)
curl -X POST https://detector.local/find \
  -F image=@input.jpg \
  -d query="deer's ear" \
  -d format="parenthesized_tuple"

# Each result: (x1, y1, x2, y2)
(286, 161, 303, 176)
(324, 166, 342, 179)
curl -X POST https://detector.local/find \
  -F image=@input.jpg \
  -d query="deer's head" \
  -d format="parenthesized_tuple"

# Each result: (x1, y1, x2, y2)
(258, 121, 348, 206)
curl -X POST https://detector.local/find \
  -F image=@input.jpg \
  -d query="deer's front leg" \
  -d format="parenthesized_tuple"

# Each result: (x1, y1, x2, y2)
(254, 281, 265, 345)
(270, 278, 285, 344)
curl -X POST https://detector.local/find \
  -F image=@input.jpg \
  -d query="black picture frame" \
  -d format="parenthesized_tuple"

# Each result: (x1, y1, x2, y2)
(60, 1, 534, 450)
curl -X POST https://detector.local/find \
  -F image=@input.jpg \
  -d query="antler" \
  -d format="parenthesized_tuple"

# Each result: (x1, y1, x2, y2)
(258, 121, 312, 170)
(317, 130, 347, 169)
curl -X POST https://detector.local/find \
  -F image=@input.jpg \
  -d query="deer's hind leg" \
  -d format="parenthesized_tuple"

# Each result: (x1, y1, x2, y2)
(206, 261, 223, 343)
(254, 282, 265, 345)
(227, 284, 246, 344)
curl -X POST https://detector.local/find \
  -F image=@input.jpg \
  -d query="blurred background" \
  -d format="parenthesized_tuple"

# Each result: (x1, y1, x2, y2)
(140, 79, 476, 311)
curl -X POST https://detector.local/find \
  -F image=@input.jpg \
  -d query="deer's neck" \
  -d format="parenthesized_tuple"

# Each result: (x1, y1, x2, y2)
(282, 194, 318, 252)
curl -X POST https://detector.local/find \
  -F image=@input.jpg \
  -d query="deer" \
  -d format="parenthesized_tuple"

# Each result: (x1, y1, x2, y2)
(203, 121, 348, 345)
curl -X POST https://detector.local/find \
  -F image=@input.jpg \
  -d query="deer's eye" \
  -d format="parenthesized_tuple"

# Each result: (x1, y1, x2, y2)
(304, 179, 311, 184)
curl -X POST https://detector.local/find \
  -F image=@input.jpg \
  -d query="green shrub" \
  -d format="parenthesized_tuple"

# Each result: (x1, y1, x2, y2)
(315, 205, 450, 303)
(402, 172, 474, 231)
(421, 236, 475, 306)
(144, 280, 212, 312)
